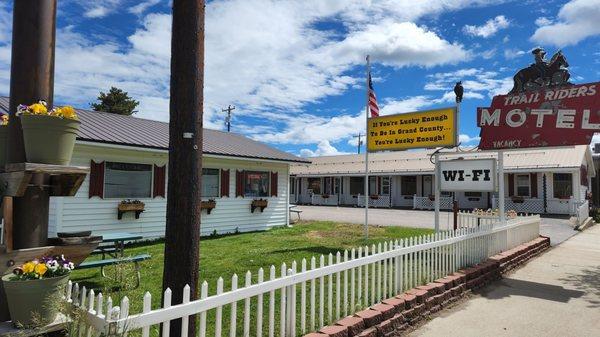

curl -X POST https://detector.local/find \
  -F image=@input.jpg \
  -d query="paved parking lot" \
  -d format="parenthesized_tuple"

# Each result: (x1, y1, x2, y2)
(293, 206, 578, 245)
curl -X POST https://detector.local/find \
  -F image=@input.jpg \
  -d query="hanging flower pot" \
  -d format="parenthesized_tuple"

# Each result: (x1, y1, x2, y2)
(18, 102, 80, 165)
(2, 255, 74, 328)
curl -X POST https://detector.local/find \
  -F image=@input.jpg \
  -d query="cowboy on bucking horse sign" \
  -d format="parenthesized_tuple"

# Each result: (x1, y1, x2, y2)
(508, 47, 571, 94)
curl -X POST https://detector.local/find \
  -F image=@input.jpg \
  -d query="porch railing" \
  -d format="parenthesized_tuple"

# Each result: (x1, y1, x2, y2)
(357, 195, 391, 208)
(72, 216, 541, 336)
(413, 195, 452, 210)
(491, 196, 576, 215)
(311, 194, 339, 206)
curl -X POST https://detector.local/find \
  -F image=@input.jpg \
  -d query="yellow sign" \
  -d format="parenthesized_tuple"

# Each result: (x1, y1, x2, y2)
(367, 107, 457, 152)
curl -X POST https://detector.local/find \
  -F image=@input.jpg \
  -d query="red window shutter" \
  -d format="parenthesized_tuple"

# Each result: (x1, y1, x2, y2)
(236, 170, 244, 197)
(153, 165, 166, 198)
(508, 174, 515, 196)
(377, 177, 381, 195)
(580, 165, 588, 187)
(530, 173, 538, 198)
(89, 160, 105, 198)
(220, 169, 230, 197)
(271, 172, 278, 197)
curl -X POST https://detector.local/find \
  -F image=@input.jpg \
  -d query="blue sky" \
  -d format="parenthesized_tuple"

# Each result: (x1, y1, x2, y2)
(0, 0, 599, 157)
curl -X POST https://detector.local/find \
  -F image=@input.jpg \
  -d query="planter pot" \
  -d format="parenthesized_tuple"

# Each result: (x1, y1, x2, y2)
(0, 126, 7, 168)
(2, 274, 69, 327)
(20, 115, 80, 165)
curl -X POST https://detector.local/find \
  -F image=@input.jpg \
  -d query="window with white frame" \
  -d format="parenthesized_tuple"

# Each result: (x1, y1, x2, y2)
(244, 171, 270, 197)
(516, 174, 530, 197)
(202, 168, 220, 197)
(104, 162, 153, 198)
(307, 177, 321, 195)
(368, 176, 377, 195)
(553, 173, 572, 198)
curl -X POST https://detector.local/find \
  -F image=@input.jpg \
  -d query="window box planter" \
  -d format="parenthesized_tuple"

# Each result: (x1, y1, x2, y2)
(511, 196, 525, 203)
(403, 195, 414, 200)
(118, 200, 145, 219)
(251, 199, 268, 213)
(370, 195, 379, 200)
(428, 195, 435, 201)
(321, 194, 330, 199)
(201, 199, 217, 214)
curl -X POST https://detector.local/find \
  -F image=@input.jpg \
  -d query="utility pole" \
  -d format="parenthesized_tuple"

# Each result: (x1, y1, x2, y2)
(222, 105, 235, 132)
(162, 0, 204, 336)
(353, 133, 364, 154)
(8, 0, 56, 249)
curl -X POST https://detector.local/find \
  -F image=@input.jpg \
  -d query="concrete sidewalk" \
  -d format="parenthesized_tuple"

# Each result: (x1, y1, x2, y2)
(408, 225, 600, 337)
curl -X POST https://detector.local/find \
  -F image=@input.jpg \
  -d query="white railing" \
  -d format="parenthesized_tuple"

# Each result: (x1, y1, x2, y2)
(339, 194, 359, 206)
(311, 194, 339, 206)
(413, 195, 453, 210)
(457, 211, 500, 229)
(492, 196, 545, 214)
(357, 195, 391, 208)
(72, 216, 541, 337)
(297, 194, 312, 204)
(576, 200, 590, 226)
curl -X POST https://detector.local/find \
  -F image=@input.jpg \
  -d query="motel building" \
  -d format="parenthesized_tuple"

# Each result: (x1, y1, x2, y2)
(0, 97, 309, 240)
(290, 145, 595, 215)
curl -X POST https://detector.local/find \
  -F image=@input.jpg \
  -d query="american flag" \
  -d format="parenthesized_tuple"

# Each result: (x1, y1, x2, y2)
(368, 73, 379, 117)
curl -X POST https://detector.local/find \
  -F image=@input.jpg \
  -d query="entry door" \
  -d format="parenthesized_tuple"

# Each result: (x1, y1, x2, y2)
(423, 175, 433, 196)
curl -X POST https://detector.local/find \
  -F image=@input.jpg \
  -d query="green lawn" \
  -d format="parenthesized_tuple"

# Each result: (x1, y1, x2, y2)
(72, 221, 432, 334)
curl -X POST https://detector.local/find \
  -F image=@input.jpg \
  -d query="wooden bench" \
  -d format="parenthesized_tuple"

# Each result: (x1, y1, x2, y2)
(77, 254, 151, 288)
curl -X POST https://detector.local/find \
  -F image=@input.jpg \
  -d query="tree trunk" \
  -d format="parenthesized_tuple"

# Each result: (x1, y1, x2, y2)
(162, 0, 205, 336)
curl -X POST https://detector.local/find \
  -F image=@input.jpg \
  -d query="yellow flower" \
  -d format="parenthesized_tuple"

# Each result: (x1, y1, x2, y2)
(0, 114, 8, 126)
(34, 263, 48, 276)
(22, 262, 35, 273)
(59, 106, 77, 120)
(28, 103, 47, 115)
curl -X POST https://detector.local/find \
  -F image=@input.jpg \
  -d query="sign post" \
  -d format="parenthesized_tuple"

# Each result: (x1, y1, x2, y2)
(434, 153, 441, 232)
(498, 151, 506, 225)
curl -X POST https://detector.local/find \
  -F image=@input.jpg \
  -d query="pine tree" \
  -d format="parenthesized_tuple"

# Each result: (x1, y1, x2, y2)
(91, 87, 139, 116)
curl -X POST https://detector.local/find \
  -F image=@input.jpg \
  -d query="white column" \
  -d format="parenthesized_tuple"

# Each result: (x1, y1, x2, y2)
(498, 151, 505, 225)
(434, 153, 440, 232)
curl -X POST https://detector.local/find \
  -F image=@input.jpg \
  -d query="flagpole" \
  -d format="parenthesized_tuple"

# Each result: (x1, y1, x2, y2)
(364, 55, 370, 240)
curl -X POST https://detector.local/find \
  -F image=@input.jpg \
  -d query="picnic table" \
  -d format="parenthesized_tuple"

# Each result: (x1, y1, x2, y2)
(76, 232, 150, 287)
(289, 204, 302, 222)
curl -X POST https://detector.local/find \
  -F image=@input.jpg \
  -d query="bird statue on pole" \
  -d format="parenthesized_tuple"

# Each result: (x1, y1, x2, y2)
(453, 81, 464, 103)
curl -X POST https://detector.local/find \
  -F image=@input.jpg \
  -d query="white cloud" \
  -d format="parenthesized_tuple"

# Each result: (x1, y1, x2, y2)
(463, 15, 510, 38)
(534, 17, 553, 27)
(459, 134, 481, 144)
(503, 48, 526, 59)
(531, 0, 600, 46)
(300, 140, 349, 157)
(0, 0, 508, 151)
(129, 0, 161, 15)
(82, 0, 123, 18)
(425, 68, 513, 98)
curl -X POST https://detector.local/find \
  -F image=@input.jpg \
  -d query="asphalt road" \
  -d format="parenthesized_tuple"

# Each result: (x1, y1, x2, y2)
(294, 205, 578, 245)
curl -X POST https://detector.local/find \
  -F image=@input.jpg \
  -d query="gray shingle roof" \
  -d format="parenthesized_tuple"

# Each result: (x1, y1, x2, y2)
(0, 97, 308, 163)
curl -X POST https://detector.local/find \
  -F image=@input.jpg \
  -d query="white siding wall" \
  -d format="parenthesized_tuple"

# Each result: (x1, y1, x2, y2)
(50, 143, 290, 239)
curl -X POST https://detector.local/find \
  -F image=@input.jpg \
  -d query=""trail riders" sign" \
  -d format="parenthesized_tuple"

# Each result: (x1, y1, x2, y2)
(477, 82, 600, 150)
(439, 158, 496, 192)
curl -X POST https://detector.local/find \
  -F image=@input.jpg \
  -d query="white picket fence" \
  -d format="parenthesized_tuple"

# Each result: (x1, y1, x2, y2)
(576, 200, 590, 227)
(456, 211, 500, 229)
(70, 216, 541, 337)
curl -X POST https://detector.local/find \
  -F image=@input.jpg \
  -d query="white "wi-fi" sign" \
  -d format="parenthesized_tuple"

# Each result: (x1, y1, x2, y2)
(439, 158, 496, 192)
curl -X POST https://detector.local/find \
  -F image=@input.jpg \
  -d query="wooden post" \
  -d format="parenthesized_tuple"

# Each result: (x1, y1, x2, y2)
(162, 0, 204, 336)
(453, 200, 458, 230)
(3, 197, 13, 252)
(7, 0, 56, 249)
